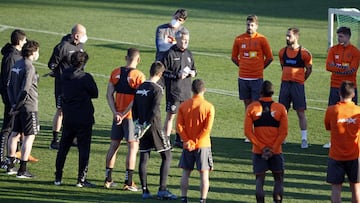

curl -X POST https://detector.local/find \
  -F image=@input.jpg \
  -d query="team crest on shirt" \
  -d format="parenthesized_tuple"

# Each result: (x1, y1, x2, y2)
(241, 44, 246, 48)
(136, 89, 150, 96)
(335, 54, 339, 59)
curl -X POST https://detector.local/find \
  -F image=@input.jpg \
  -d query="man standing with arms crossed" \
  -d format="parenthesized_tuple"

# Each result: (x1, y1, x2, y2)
(231, 14, 273, 142)
(323, 26, 360, 148)
(177, 79, 215, 203)
(104, 48, 145, 191)
(244, 80, 288, 203)
(278, 27, 312, 149)
(48, 24, 87, 149)
(324, 81, 360, 202)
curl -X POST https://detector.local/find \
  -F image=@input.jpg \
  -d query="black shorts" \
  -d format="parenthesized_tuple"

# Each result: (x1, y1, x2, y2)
(328, 87, 358, 106)
(326, 157, 360, 184)
(252, 153, 284, 174)
(279, 81, 306, 110)
(165, 100, 182, 114)
(13, 111, 40, 136)
(178, 147, 214, 171)
(139, 127, 171, 152)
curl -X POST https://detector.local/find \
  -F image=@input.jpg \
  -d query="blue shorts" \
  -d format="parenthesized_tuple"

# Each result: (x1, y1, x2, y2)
(178, 147, 214, 171)
(252, 153, 284, 174)
(110, 118, 136, 142)
(278, 81, 306, 110)
(238, 78, 263, 100)
(328, 87, 358, 106)
(326, 157, 360, 184)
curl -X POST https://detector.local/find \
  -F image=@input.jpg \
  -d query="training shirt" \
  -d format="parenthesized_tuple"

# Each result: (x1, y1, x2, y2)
(162, 45, 196, 102)
(231, 32, 273, 79)
(279, 46, 312, 84)
(0, 43, 22, 95)
(155, 23, 185, 60)
(326, 43, 360, 88)
(109, 67, 145, 119)
(7, 58, 39, 112)
(133, 81, 163, 129)
(324, 101, 360, 161)
(244, 97, 288, 154)
(176, 94, 215, 149)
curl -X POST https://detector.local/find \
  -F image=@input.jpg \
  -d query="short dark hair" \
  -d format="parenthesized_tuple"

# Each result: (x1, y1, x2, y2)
(288, 27, 300, 36)
(127, 47, 140, 61)
(337, 26, 351, 37)
(339, 80, 355, 99)
(11, 29, 26, 46)
(246, 14, 258, 24)
(174, 8, 188, 20)
(191, 79, 205, 94)
(149, 61, 165, 77)
(21, 40, 39, 58)
(260, 80, 274, 97)
(71, 51, 89, 68)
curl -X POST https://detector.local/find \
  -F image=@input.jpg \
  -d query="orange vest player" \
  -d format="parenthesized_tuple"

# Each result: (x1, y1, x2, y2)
(324, 81, 360, 202)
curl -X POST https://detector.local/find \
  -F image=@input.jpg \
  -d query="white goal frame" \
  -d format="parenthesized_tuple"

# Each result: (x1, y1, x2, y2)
(328, 8, 360, 48)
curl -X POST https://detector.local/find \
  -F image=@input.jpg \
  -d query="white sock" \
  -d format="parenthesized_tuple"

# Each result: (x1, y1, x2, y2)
(301, 130, 307, 140)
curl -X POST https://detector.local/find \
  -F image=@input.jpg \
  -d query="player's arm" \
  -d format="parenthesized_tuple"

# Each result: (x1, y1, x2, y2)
(85, 74, 98, 99)
(273, 105, 288, 149)
(196, 104, 215, 142)
(324, 108, 332, 131)
(262, 38, 273, 69)
(106, 82, 121, 124)
(176, 106, 190, 142)
(231, 39, 240, 67)
(48, 44, 62, 71)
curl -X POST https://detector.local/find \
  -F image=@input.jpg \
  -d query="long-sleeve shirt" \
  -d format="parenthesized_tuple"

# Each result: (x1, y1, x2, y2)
(7, 58, 39, 112)
(162, 45, 196, 102)
(231, 32, 273, 79)
(324, 101, 360, 161)
(0, 44, 22, 95)
(326, 43, 360, 88)
(61, 67, 98, 125)
(244, 97, 288, 154)
(176, 94, 215, 149)
(155, 23, 185, 60)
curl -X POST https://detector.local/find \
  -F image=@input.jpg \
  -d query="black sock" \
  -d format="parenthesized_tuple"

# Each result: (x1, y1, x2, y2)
(53, 131, 59, 141)
(105, 167, 112, 182)
(125, 169, 134, 185)
(19, 160, 27, 172)
(7, 156, 15, 168)
(200, 198, 206, 203)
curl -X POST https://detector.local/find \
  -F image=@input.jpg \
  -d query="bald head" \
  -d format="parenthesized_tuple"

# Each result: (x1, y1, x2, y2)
(71, 24, 87, 44)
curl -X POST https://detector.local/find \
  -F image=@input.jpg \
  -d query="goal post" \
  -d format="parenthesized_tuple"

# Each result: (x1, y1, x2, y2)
(328, 8, 360, 48)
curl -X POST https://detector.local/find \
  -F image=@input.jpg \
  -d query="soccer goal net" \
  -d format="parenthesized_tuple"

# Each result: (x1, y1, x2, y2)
(328, 8, 360, 48)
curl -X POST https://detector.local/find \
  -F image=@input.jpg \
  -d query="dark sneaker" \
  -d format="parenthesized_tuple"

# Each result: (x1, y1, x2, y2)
(6, 167, 18, 175)
(54, 180, 62, 186)
(157, 190, 177, 200)
(76, 180, 96, 188)
(16, 170, 35, 179)
(142, 192, 153, 199)
(50, 140, 59, 150)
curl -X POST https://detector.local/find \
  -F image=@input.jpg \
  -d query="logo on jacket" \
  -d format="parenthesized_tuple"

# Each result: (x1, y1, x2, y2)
(136, 89, 150, 96)
(338, 117, 356, 124)
(11, 67, 21, 75)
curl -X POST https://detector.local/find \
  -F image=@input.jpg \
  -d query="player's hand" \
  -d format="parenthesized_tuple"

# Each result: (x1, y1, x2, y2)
(184, 140, 196, 152)
(114, 113, 123, 125)
(189, 70, 196, 77)
(261, 147, 273, 160)
(178, 71, 188, 79)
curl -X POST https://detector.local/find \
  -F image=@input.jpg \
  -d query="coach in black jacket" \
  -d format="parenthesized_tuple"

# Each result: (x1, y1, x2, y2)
(54, 51, 98, 187)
